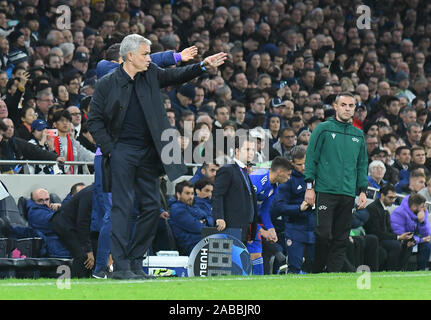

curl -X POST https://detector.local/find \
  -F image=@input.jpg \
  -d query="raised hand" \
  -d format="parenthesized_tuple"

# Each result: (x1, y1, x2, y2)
(203, 52, 228, 70)
(180, 46, 198, 62)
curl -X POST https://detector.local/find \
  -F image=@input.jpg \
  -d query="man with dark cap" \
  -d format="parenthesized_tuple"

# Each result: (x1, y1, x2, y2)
(169, 83, 195, 119)
(71, 52, 89, 76)
(7, 29, 29, 69)
(34, 39, 51, 61)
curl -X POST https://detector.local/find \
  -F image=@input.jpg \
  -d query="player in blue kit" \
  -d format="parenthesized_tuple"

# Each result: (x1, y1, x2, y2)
(271, 146, 315, 274)
(248, 156, 293, 275)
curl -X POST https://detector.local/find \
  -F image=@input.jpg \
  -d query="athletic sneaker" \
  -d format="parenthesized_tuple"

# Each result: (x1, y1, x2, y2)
(92, 269, 112, 279)
(278, 264, 288, 274)
(153, 268, 177, 277)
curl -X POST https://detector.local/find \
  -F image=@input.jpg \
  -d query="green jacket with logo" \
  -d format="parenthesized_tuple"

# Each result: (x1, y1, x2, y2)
(305, 117, 368, 198)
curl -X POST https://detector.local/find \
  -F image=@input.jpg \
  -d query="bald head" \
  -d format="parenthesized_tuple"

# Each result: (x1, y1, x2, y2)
(31, 188, 50, 206)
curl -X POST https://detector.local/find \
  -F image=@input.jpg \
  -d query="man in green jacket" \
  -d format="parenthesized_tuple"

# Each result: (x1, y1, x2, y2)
(304, 92, 368, 273)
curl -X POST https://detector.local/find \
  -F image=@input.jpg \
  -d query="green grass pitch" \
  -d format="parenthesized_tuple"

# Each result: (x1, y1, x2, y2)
(0, 272, 430, 300)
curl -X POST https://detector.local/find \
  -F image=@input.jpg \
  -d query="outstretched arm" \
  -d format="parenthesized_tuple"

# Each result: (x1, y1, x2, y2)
(158, 52, 227, 88)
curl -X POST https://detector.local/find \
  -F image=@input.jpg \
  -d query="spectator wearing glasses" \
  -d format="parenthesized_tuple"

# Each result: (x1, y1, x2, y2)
(365, 134, 379, 158)
(66, 106, 82, 139)
(27, 188, 70, 258)
(271, 127, 296, 159)
(364, 184, 414, 271)
(35, 89, 55, 123)
(367, 160, 387, 198)
(301, 103, 315, 127)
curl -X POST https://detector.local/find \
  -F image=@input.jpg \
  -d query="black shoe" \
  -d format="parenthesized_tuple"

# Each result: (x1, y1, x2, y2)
(111, 270, 144, 280)
(132, 268, 156, 279)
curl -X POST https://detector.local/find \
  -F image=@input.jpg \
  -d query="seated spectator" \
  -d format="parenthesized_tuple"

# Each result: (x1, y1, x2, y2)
(365, 134, 379, 159)
(27, 188, 70, 258)
(62, 182, 86, 205)
(418, 175, 431, 202)
(193, 178, 213, 216)
(170, 83, 195, 119)
(265, 114, 281, 147)
(244, 94, 266, 127)
(27, 119, 58, 174)
(15, 106, 37, 141)
(52, 110, 95, 174)
(404, 122, 422, 148)
(76, 122, 97, 153)
(381, 133, 399, 163)
(364, 184, 414, 271)
(367, 160, 387, 198)
(0, 118, 64, 173)
(297, 128, 311, 147)
(211, 105, 230, 137)
(50, 184, 95, 278)
(190, 162, 219, 184)
(66, 105, 83, 139)
(169, 180, 214, 255)
(397, 107, 417, 140)
(35, 89, 55, 123)
(390, 193, 431, 270)
(411, 146, 426, 168)
(392, 146, 411, 184)
(270, 127, 296, 159)
(345, 208, 379, 272)
(395, 168, 426, 196)
(250, 127, 271, 164)
(289, 116, 304, 136)
(231, 102, 248, 130)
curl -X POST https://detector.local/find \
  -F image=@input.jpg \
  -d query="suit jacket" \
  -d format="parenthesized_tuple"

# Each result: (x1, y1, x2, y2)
(51, 185, 94, 253)
(363, 199, 397, 241)
(88, 62, 205, 189)
(212, 163, 258, 243)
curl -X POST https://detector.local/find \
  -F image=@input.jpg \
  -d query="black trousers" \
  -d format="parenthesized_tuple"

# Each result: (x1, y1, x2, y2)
(312, 192, 355, 273)
(344, 234, 379, 272)
(379, 239, 412, 271)
(110, 142, 161, 272)
(51, 215, 92, 278)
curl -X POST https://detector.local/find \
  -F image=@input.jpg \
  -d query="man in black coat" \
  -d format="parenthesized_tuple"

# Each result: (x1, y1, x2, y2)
(87, 34, 227, 280)
(50, 184, 95, 278)
(363, 183, 414, 271)
(212, 136, 258, 244)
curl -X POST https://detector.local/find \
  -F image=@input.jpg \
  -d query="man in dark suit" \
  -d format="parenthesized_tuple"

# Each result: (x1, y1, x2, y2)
(87, 34, 227, 279)
(50, 184, 95, 278)
(363, 183, 414, 271)
(212, 135, 258, 244)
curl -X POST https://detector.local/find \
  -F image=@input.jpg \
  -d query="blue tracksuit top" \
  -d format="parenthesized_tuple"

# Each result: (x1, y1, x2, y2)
(271, 169, 315, 243)
(168, 198, 214, 255)
(26, 200, 71, 258)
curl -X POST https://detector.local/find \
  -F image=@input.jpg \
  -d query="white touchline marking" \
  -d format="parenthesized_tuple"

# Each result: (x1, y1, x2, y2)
(0, 273, 430, 288)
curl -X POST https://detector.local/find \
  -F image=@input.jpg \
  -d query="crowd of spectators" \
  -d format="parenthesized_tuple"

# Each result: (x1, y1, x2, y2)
(0, 0, 430, 274)
(0, 0, 427, 184)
